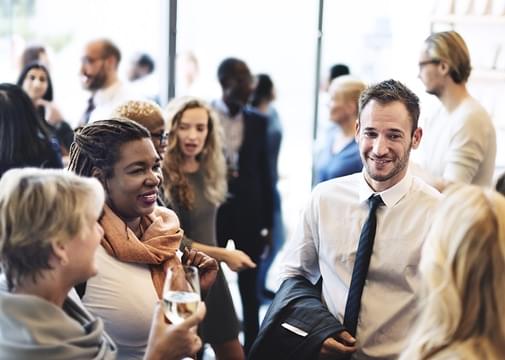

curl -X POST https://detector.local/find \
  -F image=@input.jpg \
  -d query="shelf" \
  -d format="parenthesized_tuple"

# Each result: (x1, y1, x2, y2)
(431, 15, 505, 25)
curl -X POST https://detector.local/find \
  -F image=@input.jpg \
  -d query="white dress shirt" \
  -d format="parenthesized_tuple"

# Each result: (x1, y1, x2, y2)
(212, 99, 244, 174)
(280, 171, 441, 359)
(88, 80, 141, 123)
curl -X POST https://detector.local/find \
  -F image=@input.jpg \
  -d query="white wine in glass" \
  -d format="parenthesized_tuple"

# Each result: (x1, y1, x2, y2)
(163, 265, 201, 324)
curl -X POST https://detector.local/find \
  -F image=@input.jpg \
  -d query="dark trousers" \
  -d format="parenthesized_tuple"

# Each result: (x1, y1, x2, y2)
(238, 265, 260, 354)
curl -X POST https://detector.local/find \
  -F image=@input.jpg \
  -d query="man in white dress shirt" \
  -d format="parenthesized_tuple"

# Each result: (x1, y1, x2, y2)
(417, 31, 496, 190)
(281, 79, 441, 359)
(79, 39, 139, 125)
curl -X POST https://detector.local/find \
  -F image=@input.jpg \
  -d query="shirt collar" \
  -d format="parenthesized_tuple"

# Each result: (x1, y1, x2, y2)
(212, 99, 244, 121)
(213, 99, 229, 115)
(358, 170, 412, 208)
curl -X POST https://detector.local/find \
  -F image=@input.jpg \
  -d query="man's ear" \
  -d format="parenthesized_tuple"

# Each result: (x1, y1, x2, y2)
(104, 56, 117, 72)
(439, 61, 450, 77)
(411, 127, 423, 149)
(355, 119, 360, 143)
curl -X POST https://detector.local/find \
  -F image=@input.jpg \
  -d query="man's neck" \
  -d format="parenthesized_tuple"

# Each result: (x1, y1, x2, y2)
(438, 82, 469, 113)
(340, 117, 357, 138)
(223, 99, 243, 117)
(103, 72, 119, 91)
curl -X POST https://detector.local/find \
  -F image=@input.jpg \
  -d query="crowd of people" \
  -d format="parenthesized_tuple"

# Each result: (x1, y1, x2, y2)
(0, 29, 504, 360)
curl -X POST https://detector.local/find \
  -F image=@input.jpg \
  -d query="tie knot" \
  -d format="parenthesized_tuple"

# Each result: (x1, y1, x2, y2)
(368, 194, 384, 211)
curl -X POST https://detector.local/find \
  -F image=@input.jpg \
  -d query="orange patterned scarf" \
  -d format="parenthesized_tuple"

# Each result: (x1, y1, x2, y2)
(100, 204, 183, 298)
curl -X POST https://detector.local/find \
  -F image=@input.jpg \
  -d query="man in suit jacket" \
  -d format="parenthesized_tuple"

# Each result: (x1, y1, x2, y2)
(212, 57, 274, 354)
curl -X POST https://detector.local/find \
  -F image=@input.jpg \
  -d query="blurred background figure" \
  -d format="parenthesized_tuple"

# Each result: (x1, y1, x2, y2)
(79, 38, 139, 125)
(416, 31, 496, 191)
(314, 63, 351, 155)
(17, 62, 74, 157)
(0, 83, 62, 178)
(313, 75, 365, 185)
(113, 100, 167, 160)
(128, 52, 160, 103)
(321, 64, 351, 93)
(212, 58, 273, 354)
(250, 73, 284, 303)
(128, 53, 155, 82)
(19, 44, 50, 70)
(400, 185, 505, 359)
(163, 96, 252, 360)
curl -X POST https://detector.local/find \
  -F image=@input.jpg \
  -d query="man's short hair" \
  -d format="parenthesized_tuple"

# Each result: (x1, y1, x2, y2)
(136, 53, 155, 74)
(329, 64, 350, 81)
(358, 79, 420, 134)
(100, 39, 121, 67)
(424, 31, 471, 84)
(217, 57, 246, 87)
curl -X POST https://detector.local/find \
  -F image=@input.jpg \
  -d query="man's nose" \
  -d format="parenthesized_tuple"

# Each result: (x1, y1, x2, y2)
(372, 136, 388, 156)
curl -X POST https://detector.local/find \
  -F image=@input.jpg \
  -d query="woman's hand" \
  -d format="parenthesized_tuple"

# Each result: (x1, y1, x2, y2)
(144, 302, 206, 360)
(34, 99, 63, 126)
(222, 249, 256, 272)
(182, 247, 218, 293)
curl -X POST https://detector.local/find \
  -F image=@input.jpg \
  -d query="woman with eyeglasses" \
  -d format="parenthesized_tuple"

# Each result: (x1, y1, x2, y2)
(163, 97, 255, 360)
(114, 100, 168, 160)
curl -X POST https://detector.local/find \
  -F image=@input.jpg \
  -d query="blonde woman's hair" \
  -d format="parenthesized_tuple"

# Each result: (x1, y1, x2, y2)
(424, 31, 471, 84)
(400, 185, 505, 360)
(0, 168, 104, 290)
(162, 96, 227, 208)
(329, 75, 367, 110)
(113, 100, 165, 131)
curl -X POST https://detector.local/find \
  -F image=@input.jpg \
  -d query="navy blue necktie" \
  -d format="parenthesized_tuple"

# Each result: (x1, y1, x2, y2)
(81, 96, 95, 125)
(343, 194, 384, 337)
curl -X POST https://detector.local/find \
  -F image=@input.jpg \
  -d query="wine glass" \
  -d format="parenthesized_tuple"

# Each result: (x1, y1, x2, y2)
(162, 265, 201, 324)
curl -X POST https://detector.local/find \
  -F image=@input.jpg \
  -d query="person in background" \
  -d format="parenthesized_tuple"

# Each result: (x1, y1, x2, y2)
(163, 96, 253, 359)
(19, 44, 50, 70)
(313, 76, 365, 184)
(17, 62, 74, 156)
(0, 168, 206, 360)
(315, 63, 351, 159)
(417, 30, 496, 190)
(495, 172, 505, 196)
(79, 39, 139, 125)
(400, 185, 505, 359)
(128, 53, 155, 82)
(0, 83, 62, 178)
(250, 73, 284, 302)
(212, 58, 273, 354)
(128, 53, 159, 103)
(68, 119, 218, 359)
(321, 64, 351, 93)
(113, 100, 167, 160)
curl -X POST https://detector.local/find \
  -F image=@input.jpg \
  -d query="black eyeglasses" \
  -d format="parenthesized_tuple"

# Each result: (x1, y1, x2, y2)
(151, 131, 168, 143)
(418, 59, 441, 68)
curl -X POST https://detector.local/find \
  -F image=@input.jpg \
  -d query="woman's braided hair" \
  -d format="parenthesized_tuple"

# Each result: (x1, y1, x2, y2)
(68, 118, 150, 178)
